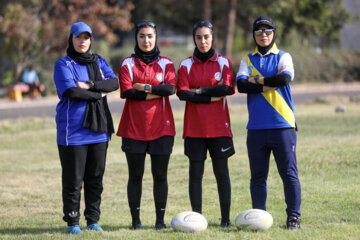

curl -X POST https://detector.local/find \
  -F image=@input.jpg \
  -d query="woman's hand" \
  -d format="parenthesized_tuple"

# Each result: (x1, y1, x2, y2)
(190, 80, 224, 94)
(211, 96, 223, 102)
(133, 83, 152, 93)
(249, 76, 264, 85)
(132, 83, 159, 100)
(76, 81, 90, 90)
(262, 86, 275, 92)
(190, 88, 201, 94)
(146, 93, 161, 100)
(133, 83, 145, 91)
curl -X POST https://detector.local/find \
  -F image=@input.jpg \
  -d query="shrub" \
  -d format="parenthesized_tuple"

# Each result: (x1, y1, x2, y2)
(232, 48, 360, 83)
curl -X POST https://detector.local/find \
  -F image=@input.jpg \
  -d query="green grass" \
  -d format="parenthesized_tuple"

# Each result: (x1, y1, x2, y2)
(0, 102, 360, 239)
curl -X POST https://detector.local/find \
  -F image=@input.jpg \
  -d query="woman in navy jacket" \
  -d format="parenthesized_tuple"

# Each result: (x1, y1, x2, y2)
(236, 16, 301, 231)
(54, 22, 119, 234)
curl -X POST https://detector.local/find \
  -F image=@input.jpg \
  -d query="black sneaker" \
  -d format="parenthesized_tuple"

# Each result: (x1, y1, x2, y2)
(130, 220, 142, 230)
(287, 216, 300, 231)
(220, 220, 233, 228)
(155, 222, 167, 230)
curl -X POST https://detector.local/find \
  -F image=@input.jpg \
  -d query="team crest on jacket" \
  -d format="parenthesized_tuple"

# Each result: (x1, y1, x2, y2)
(248, 66, 253, 75)
(157, 73, 163, 82)
(214, 72, 221, 81)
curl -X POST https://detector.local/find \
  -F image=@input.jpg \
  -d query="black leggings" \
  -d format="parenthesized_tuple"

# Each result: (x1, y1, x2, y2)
(126, 153, 169, 223)
(189, 158, 231, 222)
(58, 142, 108, 226)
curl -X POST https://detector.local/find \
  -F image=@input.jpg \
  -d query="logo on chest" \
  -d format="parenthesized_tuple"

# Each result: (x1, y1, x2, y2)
(156, 73, 163, 82)
(248, 66, 253, 75)
(214, 72, 222, 81)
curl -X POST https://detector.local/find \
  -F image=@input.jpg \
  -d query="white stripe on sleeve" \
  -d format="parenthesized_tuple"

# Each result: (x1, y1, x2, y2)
(278, 52, 295, 80)
(236, 58, 249, 79)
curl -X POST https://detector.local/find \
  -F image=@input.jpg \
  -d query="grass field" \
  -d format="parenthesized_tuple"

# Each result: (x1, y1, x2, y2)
(0, 100, 359, 239)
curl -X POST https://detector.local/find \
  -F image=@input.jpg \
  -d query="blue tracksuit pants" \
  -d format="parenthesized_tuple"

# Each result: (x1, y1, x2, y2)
(247, 128, 301, 217)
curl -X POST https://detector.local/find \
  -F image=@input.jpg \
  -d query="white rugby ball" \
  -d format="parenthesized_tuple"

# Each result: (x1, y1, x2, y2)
(235, 209, 273, 230)
(171, 211, 208, 232)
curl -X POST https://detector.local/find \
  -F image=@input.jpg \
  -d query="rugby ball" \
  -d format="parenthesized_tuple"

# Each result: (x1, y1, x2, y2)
(171, 211, 208, 232)
(235, 209, 273, 230)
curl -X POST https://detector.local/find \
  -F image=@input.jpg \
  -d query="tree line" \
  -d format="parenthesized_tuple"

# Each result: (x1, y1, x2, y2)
(0, 0, 350, 86)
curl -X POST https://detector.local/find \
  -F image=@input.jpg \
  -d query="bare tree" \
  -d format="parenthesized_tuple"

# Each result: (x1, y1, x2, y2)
(203, 0, 212, 21)
(223, 0, 237, 57)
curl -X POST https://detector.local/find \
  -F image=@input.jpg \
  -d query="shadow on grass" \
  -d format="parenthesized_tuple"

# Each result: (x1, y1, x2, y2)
(206, 222, 238, 232)
(102, 224, 153, 231)
(0, 225, 133, 235)
(0, 226, 65, 235)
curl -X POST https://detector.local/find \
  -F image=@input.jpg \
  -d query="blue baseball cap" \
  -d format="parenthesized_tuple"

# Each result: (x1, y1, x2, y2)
(70, 22, 92, 36)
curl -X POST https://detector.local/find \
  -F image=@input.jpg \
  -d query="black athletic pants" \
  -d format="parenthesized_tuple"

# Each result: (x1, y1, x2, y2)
(126, 153, 169, 224)
(58, 142, 108, 226)
(189, 158, 231, 222)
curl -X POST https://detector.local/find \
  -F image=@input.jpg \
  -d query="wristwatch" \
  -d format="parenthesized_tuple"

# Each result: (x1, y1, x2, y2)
(195, 87, 201, 95)
(254, 75, 260, 84)
(144, 84, 150, 93)
(87, 80, 95, 89)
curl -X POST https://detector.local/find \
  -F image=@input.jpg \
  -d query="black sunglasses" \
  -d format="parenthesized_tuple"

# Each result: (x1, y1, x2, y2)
(136, 21, 156, 29)
(254, 29, 274, 36)
(193, 21, 213, 30)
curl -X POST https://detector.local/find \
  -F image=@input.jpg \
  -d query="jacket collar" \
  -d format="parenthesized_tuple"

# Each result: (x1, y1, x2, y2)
(134, 56, 159, 66)
(192, 52, 219, 63)
(252, 43, 279, 56)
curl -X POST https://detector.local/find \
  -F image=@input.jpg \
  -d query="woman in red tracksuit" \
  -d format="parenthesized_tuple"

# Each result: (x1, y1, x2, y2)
(177, 21, 235, 227)
(117, 21, 176, 230)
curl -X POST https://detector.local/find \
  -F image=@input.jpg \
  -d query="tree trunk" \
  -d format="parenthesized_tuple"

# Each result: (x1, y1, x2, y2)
(203, 0, 212, 22)
(240, 18, 251, 51)
(14, 63, 25, 84)
(243, 28, 249, 51)
(223, 0, 237, 57)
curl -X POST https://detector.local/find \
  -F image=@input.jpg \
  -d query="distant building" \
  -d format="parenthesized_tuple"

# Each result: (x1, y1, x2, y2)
(340, 0, 360, 49)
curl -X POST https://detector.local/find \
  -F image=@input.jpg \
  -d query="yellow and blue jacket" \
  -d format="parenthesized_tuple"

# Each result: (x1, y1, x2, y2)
(236, 44, 296, 130)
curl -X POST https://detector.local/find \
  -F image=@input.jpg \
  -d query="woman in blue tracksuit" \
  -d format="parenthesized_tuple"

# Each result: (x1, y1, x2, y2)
(236, 16, 301, 231)
(54, 22, 119, 234)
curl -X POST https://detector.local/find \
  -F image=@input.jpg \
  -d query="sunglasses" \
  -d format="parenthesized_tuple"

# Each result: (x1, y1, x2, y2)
(193, 21, 213, 30)
(254, 29, 274, 36)
(136, 21, 156, 29)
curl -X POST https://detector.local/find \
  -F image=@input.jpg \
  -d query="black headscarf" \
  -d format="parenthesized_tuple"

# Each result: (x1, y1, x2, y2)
(131, 23, 160, 64)
(192, 21, 215, 62)
(67, 35, 114, 137)
(252, 16, 277, 55)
